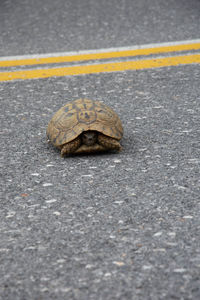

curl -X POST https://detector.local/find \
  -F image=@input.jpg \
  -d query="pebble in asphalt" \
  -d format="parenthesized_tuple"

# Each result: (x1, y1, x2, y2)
(1, 64, 200, 299)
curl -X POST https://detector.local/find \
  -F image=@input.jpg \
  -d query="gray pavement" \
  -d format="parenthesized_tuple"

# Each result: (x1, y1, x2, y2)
(0, 0, 200, 56)
(1, 1, 200, 300)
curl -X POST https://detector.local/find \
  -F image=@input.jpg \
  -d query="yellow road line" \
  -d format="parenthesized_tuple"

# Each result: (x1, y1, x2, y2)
(0, 42, 200, 68)
(0, 54, 199, 82)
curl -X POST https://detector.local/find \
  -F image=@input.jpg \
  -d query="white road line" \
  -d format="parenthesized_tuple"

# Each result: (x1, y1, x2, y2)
(0, 39, 199, 61)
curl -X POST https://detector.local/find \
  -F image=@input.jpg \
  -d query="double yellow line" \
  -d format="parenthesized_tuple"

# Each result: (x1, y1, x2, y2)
(0, 40, 200, 81)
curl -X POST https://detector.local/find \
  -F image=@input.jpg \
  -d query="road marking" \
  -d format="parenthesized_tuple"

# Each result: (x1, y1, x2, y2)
(0, 54, 199, 82)
(0, 39, 200, 67)
(0, 40, 200, 81)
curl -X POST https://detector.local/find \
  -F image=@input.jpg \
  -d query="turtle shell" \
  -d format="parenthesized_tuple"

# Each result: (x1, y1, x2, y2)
(46, 98, 123, 147)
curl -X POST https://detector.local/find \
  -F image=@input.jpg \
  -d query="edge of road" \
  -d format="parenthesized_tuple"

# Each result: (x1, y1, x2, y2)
(0, 39, 200, 62)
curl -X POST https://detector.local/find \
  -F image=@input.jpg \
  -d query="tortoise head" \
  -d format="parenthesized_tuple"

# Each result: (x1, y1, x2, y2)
(81, 131, 98, 146)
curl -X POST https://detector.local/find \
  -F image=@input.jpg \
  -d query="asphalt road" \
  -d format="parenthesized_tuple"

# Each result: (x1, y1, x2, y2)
(1, 0, 200, 55)
(1, 0, 200, 300)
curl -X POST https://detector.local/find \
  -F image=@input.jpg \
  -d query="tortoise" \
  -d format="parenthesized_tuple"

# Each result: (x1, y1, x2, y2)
(46, 98, 123, 156)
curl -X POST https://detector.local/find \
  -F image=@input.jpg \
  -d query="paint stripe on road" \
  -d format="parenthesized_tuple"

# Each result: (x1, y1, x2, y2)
(0, 39, 200, 68)
(0, 40, 200, 81)
(0, 54, 199, 82)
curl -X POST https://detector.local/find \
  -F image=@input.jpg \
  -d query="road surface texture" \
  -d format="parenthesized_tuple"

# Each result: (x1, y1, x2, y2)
(0, 0, 200, 299)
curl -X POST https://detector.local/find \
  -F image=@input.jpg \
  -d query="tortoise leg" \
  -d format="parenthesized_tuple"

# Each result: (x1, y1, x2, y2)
(98, 134, 122, 152)
(61, 137, 81, 157)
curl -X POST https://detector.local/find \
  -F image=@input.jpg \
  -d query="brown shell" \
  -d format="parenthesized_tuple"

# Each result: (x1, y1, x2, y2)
(46, 98, 123, 147)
